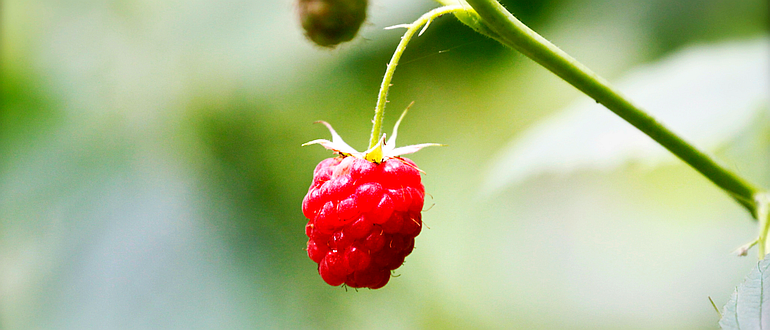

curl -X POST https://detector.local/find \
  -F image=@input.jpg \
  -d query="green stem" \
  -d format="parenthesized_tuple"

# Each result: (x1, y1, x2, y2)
(462, 0, 763, 215)
(757, 194, 769, 259)
(369, 5, 464, 150)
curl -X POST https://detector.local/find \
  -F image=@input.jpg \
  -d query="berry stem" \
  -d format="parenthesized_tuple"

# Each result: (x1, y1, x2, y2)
(756, 194, 770, 259)
(458, 0, 765, 217)
(368, 5, 465, 150)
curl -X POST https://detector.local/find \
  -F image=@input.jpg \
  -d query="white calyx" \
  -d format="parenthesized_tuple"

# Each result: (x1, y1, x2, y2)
(302, 104, 443, 163)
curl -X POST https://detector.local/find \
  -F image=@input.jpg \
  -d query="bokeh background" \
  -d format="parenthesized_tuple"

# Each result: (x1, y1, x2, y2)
(1, 0, 768, 328)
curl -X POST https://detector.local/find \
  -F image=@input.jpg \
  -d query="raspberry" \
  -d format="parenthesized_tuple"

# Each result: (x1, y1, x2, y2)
(302, 111, 440, 289)
(297, 0, 368, 48)
(303, 156, 424, 289)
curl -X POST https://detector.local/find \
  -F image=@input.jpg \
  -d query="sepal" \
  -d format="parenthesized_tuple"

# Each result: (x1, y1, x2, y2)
(301, 121, 359, 156)
(304, 103, 443, 162)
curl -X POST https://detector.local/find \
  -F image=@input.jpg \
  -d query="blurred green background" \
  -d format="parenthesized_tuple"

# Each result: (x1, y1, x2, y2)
(1, 0, 768, 328)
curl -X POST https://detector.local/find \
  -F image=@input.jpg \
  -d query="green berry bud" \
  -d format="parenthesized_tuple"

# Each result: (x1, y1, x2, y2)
(298, 0, 367, 47)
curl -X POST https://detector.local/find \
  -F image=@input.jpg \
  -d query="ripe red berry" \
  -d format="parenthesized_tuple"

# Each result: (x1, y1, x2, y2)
(302, 156, 424, 289)
(301, 114, 440, 289)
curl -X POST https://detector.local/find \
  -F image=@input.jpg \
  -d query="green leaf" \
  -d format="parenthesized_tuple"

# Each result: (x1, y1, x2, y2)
(721, 259, 770, 329)
(485, 37, 769, 193)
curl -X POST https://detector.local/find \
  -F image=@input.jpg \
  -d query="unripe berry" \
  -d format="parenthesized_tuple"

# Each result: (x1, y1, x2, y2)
(297, 0, 367, 47)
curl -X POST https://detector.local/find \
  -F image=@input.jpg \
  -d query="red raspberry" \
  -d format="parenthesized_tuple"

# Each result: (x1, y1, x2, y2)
(303, 156, 424, 289)
(302, 113, 440, 289)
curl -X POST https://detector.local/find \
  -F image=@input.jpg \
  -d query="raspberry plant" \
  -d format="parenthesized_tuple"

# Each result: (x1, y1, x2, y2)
(300, 0, 769, 321)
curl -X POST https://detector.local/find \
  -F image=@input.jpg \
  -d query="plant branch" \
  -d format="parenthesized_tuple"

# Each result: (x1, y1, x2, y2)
(757, 194, 770, 258)
(369, 5, 464, 150)
(461, 0, 764, 216)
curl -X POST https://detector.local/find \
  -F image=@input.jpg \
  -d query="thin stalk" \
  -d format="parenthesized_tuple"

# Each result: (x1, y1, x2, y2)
(369, 5, 464, 149)
(757, 194, 770, 258)
(462, 0, 763, 215)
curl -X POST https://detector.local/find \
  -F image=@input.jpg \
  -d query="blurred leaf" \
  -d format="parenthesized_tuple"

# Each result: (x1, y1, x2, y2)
(485, 37, 769, 192)
(720, 259, 770, 330)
